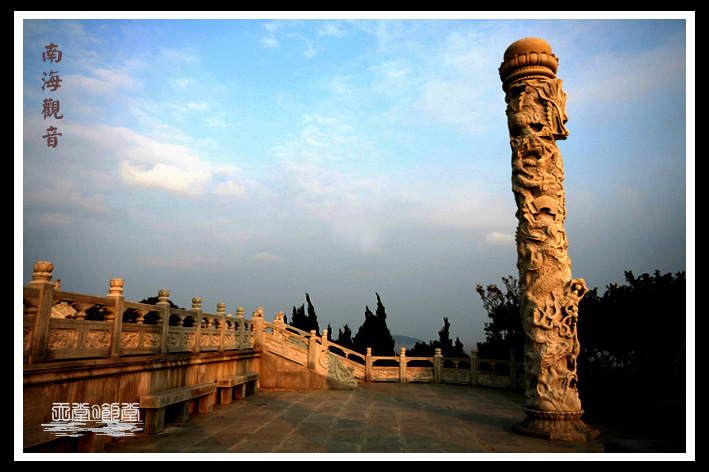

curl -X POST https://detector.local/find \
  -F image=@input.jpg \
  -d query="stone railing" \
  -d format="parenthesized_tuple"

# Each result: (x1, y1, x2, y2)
(258, 313, 363, 388)
(253, 307, 524, 390)
(22, 261, 256, 365)
(23, 260, 524, 390)
(365, 347, 524, 389)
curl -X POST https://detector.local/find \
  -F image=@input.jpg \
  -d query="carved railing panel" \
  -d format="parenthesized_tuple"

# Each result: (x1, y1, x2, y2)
(120, 301, 162, 356)
(371, 365, 399, 382)
(43, 291, 115, 361)
(166, 308, 197, 353)
(441, 358, 472, 385)
(262, 321, 310, 367)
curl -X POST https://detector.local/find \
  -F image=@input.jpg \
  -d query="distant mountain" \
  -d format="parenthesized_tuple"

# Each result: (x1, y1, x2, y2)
(392, 334, 424, 352)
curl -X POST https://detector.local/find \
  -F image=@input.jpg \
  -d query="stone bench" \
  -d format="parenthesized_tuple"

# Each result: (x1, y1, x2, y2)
(139, 382, 216, 434)
(216, 372, 260, 405)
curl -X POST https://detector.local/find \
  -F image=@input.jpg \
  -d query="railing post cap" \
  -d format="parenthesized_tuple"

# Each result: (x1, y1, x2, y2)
(108, 278, 124, 296)
(157, 289, 170, 306)
(31, 261, 54, 283)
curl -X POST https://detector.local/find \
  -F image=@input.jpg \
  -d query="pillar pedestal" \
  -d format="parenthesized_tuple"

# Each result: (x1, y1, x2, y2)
(513, 409, 599, 442)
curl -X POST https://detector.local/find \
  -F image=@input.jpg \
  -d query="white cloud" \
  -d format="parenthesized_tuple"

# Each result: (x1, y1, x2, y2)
(159, 47, 199, 63)
(271, 114, 366, 165)
(329, 209, 386, 255)
(204, 117, 231, 128)
(40, 121, 228, 197)
(120, 161, 211, 194)
(261, 37, 279, 48)
(484, 232, 515, 246)
(369, 60, 414, 96)
(567, 36, 685, 107)
(66, 68, 141, 95)
(23, 176, 111, 225)
(171, 77, 195, 89)
(252, 252, 282, 261)
(214, 180, 247, 197)
(302, 41, 317, 58)
(145, 253, 225, 270)
(318, 21, 347, 37)
(187, 102, 209, 111)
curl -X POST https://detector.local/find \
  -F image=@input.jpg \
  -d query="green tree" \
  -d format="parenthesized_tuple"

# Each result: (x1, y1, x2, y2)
(325, 323, 333, 341)
(138, 296, 185, 310)
(576, 270, 686, 441)
(290, 293, 320, 335)
(136, 296, 186, 325)
(305, 293, 319, 334)
(290, 304, 306, 330)
(475, 275, 524, 359)
(352, 293, 395, 356)
(407, 317, 467, 357)
(578, 270, 686, 368)
(334, 324, 354, 349)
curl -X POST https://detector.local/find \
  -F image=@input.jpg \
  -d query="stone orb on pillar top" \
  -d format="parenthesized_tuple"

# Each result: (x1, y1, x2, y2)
(499, 37, 559, 94)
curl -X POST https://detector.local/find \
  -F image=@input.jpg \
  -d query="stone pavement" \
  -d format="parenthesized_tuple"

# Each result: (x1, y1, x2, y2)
(103, 382, 648, 455)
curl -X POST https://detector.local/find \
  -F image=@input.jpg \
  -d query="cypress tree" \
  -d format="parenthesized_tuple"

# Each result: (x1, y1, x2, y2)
(353, 293, 395, 356)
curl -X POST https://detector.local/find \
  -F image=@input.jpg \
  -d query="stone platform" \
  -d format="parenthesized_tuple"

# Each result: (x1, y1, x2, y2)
(101, 382, 688, 456)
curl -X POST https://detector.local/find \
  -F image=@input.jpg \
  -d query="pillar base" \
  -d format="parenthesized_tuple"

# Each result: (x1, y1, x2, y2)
(513, 408, 600, 442)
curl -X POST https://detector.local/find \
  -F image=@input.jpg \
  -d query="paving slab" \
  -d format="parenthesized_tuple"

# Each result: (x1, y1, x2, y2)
(103, 382, 682, 456)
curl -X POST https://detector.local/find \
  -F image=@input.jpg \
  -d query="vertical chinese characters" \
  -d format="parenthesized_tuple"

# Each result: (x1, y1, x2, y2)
(41, 43, 63, 148)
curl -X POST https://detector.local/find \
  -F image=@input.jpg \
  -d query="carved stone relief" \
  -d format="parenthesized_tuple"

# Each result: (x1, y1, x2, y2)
(85, 330, 111, 349)
(143, 332, 160, 347)
(48, 328, 78, 350)
(120, 332, 140, 348)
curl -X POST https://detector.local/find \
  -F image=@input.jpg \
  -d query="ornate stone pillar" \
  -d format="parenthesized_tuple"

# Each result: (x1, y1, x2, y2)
(498, 37, 598, 441)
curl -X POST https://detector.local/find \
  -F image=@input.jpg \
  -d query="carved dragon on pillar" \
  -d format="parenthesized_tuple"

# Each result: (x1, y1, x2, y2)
(499, 38, 598, 440)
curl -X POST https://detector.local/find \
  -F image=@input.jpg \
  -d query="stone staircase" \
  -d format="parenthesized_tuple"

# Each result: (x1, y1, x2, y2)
(257, 312, 362, 390)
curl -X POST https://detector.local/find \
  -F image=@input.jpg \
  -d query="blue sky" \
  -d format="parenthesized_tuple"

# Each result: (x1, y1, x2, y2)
(17, 13, 693, 349)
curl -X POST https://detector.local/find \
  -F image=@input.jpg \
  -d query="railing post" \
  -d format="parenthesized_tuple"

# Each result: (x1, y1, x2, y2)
(308, 330, 317, 370)
(252, 308, 264, 350)
(191, 297, 202, 354)
(156, 290, 171, 356)
(274, 311, 285, 329)
(216, 303, 226, 352)
(471, 349, 479, 387)
(434, 348, 443, 383)
(399, 347, 407, 383)
(106, 278, 125, 358)
(27, 261, 55, 364)
(236, 307, 245, 350)
(322, 329, 329, 352)
(509, 350, 517, 390)
(365, 348, 373, 382)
